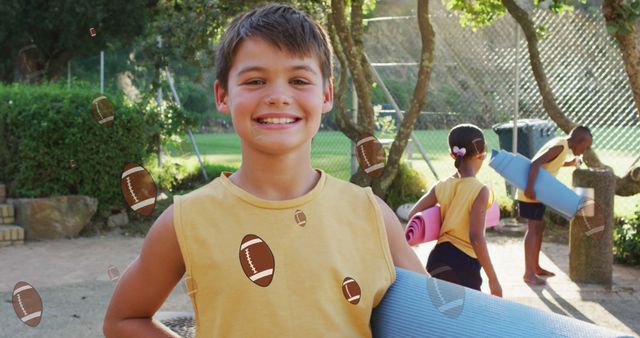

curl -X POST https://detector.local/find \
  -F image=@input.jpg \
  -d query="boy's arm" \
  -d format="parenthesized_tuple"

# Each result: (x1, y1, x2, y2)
(524, 145, 564, 200)
(375, 196, 428, 275)
(468, 187, 502, 297)
(407, 186, 437, 219)
(103, 205, 185, 338)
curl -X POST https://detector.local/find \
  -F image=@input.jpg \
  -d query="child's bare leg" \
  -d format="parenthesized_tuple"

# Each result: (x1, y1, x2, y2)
(533, 221, 555, 276)
(523, 219, 546, 285)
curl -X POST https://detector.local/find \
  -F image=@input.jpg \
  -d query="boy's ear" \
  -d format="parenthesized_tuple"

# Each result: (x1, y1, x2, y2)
(322, 81, 334, 113)
(214, 80, 230, 114)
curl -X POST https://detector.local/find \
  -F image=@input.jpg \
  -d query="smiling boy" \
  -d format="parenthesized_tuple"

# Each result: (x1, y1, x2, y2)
(103, 4, 426, 338)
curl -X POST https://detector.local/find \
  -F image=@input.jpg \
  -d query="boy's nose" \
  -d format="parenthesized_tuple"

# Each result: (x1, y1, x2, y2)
(265, 83, 292, 106)
(266, 92, 291, 106)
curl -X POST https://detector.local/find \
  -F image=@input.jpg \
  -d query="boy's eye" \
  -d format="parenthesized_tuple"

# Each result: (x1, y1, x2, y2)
(244, 79, 265, 85)
(291, 78, 311, 85)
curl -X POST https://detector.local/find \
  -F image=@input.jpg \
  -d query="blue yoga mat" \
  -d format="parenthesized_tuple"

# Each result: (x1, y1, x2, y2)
(371, 268, 630, 338)
(489, 149, 583, 219)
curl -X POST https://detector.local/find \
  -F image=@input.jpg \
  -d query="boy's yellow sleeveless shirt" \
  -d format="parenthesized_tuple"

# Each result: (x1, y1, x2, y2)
(435, 176, 492, 258)
(173, 170, 395, 337)
(517, 137, 570, 203)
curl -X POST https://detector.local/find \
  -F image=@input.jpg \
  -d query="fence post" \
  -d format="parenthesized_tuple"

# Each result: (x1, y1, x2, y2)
(351, 83, 358, 176)
(570, 168, 615, 285)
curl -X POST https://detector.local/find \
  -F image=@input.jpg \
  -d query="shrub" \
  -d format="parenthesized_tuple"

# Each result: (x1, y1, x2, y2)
(385, 162, 429, 210)
(0, 83, 147, 213)
(614, 210, 640, 265)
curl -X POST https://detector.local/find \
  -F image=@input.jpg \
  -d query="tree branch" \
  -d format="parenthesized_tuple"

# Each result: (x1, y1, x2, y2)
(502, 0, 605, 168)
(379, 0, 436, 192)
(330, 0, 375, 132)
(326, 20, 360, 140)
(603, 0, 640, 118)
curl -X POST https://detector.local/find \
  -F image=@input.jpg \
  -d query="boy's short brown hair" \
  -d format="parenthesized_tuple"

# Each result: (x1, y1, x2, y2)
(215, 3, 333, 90)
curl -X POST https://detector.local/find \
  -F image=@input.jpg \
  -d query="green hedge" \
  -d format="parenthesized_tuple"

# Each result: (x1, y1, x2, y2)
(0, 83, 147, 213)
(385, 162, 429, 211)
(614, 209, 640, 265)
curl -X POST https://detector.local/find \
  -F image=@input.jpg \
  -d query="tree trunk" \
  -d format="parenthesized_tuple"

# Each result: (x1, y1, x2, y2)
(379, 0, 436, 192)
(330, 0, 375, 133)
(327, 20, 360, 141)
(329, 0, 436, 198)
(501, 0, 606, 168)
(603, 0, 640, 118)
(46, 49, 74, 81)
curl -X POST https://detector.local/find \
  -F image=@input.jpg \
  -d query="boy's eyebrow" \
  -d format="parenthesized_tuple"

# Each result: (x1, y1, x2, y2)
(236, 64, 318, 76)
(237, 66, 266, 76)
(290, 64, 318, 75)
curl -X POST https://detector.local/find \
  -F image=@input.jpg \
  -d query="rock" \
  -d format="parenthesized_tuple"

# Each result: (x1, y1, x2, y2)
(10, 196, 98, 240)
(395, 203, 414, 222)
(107, 210, 129, 228)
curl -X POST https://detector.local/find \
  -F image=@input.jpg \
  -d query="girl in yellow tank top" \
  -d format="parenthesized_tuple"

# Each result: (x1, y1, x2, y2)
(408, 124, 503, 297)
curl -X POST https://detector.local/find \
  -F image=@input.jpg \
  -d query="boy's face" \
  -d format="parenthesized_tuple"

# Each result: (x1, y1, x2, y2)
(572, 136, 592, 156)
(214, 37, 333, 156)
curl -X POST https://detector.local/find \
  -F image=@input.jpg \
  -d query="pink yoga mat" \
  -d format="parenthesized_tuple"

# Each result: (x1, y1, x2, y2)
(405, 203, 501, 246)
(486, 202, 500, 228)
(405, 206, 441, 246)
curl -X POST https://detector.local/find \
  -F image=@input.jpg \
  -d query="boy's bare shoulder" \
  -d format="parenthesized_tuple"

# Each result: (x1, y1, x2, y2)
(141, 204, 184, 273)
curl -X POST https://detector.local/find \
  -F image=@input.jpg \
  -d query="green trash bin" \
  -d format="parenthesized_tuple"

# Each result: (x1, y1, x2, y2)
(492, 119, 557, 159)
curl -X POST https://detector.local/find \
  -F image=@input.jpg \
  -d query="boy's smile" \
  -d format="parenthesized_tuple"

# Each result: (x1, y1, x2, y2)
(215, 37, 333, 156)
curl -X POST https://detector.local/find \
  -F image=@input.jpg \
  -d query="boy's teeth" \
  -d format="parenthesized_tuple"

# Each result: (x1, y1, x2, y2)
(259, 117, 296, 124)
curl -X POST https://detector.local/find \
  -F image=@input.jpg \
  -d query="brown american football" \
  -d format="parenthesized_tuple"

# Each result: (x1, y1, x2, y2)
(91, 93, 115, 127)
(356, 133, 386, 177)
(342, 277, 361, 305)
(120, 163, 157, 216)
(12, 281, 43, 327)
(239, 234, 275, 287)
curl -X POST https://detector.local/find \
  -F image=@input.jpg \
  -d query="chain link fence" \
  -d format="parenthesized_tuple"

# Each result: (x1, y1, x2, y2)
(353, 2, 640, 216)
(63, 3, 639, 215)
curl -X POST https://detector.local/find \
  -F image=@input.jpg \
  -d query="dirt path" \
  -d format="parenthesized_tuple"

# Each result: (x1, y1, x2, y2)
(1, 231, 639, 337)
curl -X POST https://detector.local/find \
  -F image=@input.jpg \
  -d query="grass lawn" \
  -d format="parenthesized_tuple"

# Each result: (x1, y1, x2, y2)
(166, 129, 640, 218)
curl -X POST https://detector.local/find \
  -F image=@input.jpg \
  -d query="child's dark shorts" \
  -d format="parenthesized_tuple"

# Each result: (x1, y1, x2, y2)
(426, 241, 482, 291)
(518, 201, 546, 221)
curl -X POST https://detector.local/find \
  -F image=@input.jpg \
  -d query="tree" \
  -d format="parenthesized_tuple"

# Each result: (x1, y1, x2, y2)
(330, 0, 436, 197)
(446, 0, 640, 196)
(0, 0, 153, 83)
(602, 0, 640, 120)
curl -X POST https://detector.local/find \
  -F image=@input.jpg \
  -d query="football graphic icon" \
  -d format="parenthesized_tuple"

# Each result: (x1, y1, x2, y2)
(12, 281, 43, 327)
(120, 163, 157, 216)
(91, 93, 115, 127)
(426, 273, 466, 319)
(356, 133, 386, 177)
(107, 265, 120, 281)
(342, 277, 361, 305)
(239, 234, 275, 287)
(294, 209, 307, 227)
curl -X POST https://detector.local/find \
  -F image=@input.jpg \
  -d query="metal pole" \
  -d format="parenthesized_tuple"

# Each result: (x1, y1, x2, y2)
(67, 61, 71, 89)
(156, 36, 164, 168)
(100, 51, 104, 93)
(165, 68, 209, 182)
(512, 21, 520, 155)
(364, 53, 440, 181)
(508, 20, 522, 197)
(351, 83, 358, 176)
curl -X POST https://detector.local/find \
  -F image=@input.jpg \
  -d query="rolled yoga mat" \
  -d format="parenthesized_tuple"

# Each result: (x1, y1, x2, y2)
(489, 149, 583, 219)
(370, 268, 630, 338)
(405, 203, 500, 246)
